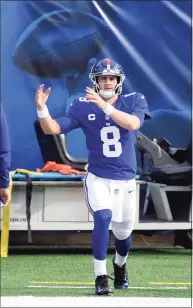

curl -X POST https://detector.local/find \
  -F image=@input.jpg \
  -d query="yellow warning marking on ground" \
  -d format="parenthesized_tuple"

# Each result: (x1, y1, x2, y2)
(31, 281, 95, 285)
(149, 282, 192, 285)
(31, 281, 192, 286)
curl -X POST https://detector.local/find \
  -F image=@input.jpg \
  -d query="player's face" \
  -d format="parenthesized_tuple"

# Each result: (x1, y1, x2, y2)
(98, 75, 117, 91)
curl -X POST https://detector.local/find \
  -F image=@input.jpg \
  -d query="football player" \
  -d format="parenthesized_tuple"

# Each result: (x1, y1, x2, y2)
(35, 58, 151, 295)
(0, 105, 11, 208)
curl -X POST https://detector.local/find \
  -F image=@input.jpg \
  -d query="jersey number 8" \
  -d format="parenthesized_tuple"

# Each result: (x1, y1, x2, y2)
(100, 126, 122, 157)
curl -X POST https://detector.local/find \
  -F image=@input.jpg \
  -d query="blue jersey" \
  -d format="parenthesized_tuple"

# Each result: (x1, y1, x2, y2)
(0, 105, 11, 188)
(57, 92, 151, 180)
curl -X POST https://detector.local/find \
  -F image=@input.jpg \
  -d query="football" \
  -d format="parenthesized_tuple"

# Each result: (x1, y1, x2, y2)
(12, 9, 109, 78)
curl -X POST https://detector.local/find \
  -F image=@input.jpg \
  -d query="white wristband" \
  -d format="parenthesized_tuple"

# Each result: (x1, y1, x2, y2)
(102, 103, 114, 116)
(37, 106, 49, 118)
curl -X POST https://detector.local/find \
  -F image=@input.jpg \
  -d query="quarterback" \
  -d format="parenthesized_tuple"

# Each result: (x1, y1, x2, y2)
(35, 58, 151, 295)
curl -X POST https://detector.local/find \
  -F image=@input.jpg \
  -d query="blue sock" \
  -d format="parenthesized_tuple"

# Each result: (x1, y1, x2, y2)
(114, 235, 132, 257)
(92, 209, 112, 260)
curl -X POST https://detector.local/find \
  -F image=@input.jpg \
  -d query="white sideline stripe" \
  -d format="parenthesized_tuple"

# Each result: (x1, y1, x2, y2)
(28, 285, 189, 290)
(1, 296, 191, 307)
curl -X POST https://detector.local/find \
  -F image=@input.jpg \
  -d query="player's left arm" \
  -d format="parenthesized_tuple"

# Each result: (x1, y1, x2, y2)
(127, 93, 151, 129)
(86, 88, 151, 131)
(109, 94, 151, 130)
(108, 109, 141, 130)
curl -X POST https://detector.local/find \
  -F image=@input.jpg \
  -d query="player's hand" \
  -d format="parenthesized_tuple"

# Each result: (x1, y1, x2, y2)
(85, 87, 106, 109)
(0, 188, 11, 208)
(35, 84, 51, 110)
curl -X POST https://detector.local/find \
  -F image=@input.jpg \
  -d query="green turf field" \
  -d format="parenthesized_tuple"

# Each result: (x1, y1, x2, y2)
(1, 248, 192, 298)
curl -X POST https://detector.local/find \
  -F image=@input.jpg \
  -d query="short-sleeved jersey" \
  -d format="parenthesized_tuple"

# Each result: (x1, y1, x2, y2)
(57, 92, 151, 180)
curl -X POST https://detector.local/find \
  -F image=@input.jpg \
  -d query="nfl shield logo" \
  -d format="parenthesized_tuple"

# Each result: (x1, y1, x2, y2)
(114, 189, 119, 195)
(105, 115, 110, 120)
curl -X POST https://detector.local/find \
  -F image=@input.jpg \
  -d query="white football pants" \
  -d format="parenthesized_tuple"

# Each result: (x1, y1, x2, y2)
(83, 172, 136, 223)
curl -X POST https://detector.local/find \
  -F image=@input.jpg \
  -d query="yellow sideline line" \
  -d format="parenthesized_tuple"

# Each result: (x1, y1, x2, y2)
(31, 281, 95, 285)
(149, 282, 192, 285)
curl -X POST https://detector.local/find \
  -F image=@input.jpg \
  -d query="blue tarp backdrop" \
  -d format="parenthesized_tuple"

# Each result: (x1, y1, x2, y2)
(1, 1, 191, 170)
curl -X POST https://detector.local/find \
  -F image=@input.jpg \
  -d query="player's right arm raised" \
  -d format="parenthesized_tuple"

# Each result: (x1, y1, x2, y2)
(35, 84, 61, 134)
